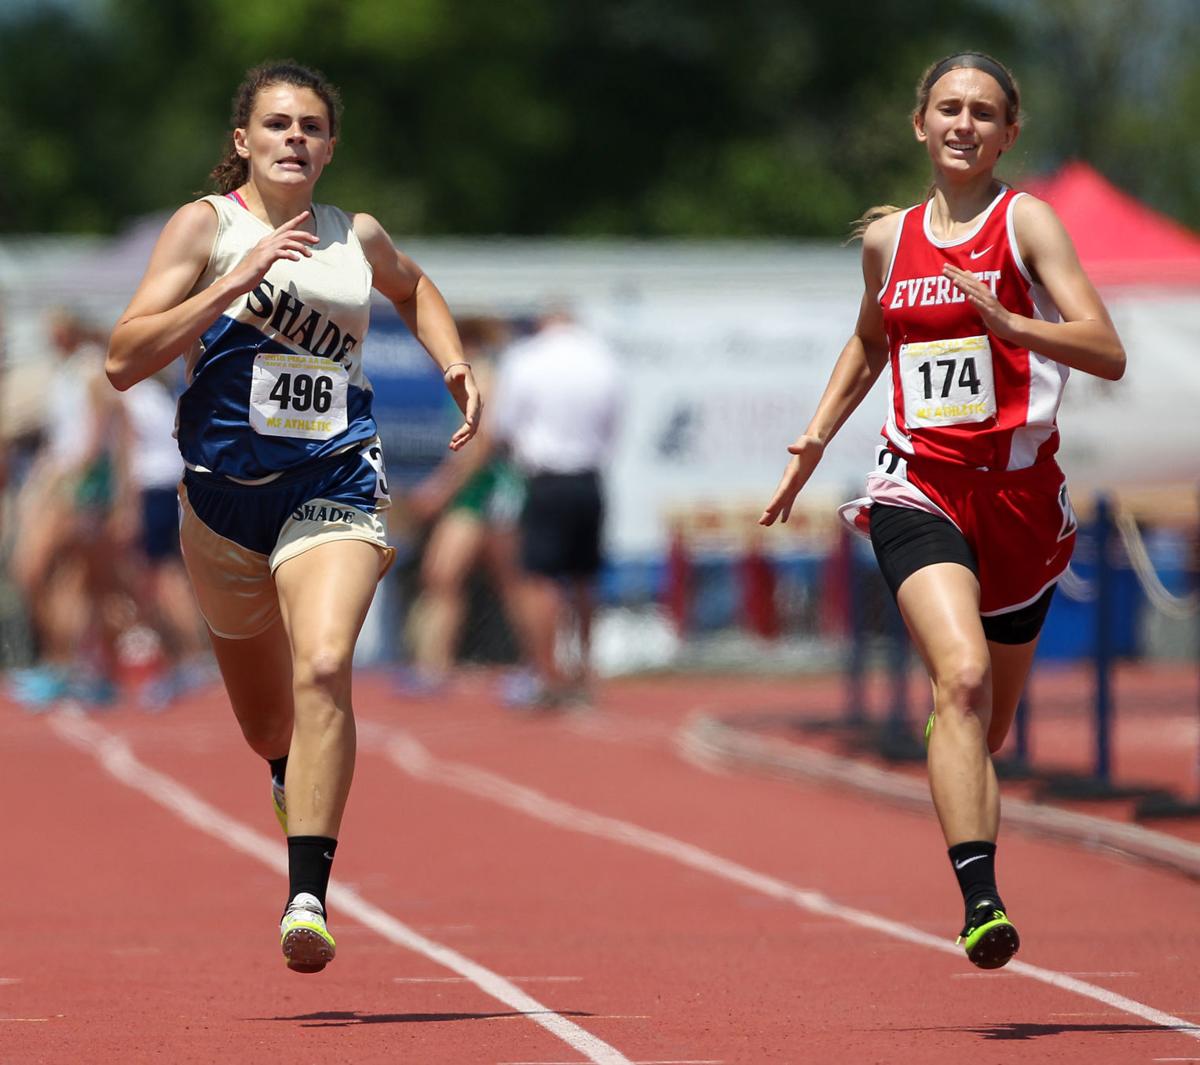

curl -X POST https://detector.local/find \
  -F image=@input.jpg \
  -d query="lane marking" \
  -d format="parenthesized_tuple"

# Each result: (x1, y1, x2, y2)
(486, 1014, 649, 1022)
(1062, 972, 1140, 977)
(49, 711, 636, 1065)
(956, 971, 1139, 980)
(394, 976, 583, 984)
(561, 715, 675, 748)
(366, 721, 1200, 1043)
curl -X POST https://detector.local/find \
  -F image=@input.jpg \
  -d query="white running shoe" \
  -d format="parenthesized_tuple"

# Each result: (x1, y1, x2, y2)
(280, 892, 336, 973)
(271, 778, 287, 834)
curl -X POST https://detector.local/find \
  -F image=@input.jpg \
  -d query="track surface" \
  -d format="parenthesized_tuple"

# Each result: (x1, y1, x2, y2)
(3, 672, 1198, 1064)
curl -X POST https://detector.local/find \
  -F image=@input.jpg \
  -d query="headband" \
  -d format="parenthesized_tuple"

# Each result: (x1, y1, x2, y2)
(923, 53, 1017, 108)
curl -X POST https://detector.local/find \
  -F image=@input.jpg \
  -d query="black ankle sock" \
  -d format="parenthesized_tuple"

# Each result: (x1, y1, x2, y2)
(948, 840, 1003, 913)
(287, 835, 337, 913)
(268, 754, 288, 787)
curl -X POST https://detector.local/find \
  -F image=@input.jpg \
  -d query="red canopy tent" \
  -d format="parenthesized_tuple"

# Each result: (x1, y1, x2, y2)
(1021, 161, 1200, 287)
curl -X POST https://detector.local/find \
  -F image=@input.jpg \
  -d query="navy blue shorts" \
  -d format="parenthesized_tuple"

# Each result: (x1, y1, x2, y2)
(178, 441, 393, 640)
(182, 444, 386, 555)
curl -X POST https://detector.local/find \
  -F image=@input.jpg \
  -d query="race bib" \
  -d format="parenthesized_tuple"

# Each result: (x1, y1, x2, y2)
(898, 334, 996, 429)
(249, 351, 349, 441)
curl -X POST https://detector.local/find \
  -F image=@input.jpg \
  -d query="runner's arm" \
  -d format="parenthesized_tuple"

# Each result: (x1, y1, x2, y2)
(944, 196, 1125, 381)
(107, 203, 319, 390)
(355, 212, 480, 450)
(760, 215, 894, 525)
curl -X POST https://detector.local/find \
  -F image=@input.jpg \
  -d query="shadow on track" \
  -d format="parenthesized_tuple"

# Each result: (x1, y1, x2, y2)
(948, 1022, 1200, 1040)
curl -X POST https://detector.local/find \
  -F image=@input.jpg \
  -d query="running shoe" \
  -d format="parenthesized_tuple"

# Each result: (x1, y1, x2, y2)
(280, 892, 335, 973)
(957, 899, 1019, 969)
(271, 778, 287, 834)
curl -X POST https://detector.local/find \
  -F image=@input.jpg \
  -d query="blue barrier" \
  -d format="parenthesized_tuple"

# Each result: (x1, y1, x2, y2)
(1093, 495, 1115, 782)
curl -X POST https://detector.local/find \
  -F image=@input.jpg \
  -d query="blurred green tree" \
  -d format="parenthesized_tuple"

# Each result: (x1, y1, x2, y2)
(0, 0, 1194, 237)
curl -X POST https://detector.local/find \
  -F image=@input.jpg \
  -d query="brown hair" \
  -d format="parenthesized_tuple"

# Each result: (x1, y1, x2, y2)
(849, 52, 1021, 241)
(209, 60, 343, 195)
(913, 51, 1021, 127)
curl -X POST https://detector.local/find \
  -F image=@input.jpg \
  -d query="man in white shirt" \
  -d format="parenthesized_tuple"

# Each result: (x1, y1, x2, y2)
(492, 311, 621, 706)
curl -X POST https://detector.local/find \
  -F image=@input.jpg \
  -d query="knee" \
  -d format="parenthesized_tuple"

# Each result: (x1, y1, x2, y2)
(932, 653, 990, 716)
(293, 645, 353, 703)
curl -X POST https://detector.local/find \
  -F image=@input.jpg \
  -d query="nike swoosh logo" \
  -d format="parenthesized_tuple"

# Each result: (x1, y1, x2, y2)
(322, 852, 335, 861)
(954, 854, 988, 870)
(969, 245, 993, 260)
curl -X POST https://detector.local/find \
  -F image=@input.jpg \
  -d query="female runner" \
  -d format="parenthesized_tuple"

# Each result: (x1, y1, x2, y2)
(107, 61, 480, 973)
(761, 52, 1124, 969)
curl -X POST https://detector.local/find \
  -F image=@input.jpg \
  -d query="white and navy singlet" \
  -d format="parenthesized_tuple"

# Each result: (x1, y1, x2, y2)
(176, 193, 377, 482)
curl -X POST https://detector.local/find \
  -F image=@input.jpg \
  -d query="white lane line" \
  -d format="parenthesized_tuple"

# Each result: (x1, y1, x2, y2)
(485, 1014, 648, 1023)
(956, 971, 1139, 980)
(394, 977, 583, 984)
(1057, 972, 1140, 977)
(560, 715, 675, 748)
(368, 721, 1200, 1044)
(49, 711, 635, 1065)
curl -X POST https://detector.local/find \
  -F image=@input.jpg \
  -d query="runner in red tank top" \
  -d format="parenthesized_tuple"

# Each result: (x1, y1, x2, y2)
(881, 185, 1068, 472)
(760, 52, 1125, 970)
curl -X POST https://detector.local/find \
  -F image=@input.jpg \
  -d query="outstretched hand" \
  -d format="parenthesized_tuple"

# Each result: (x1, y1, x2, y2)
(759, 435, 826, 526)
(444, 364, 482, 450)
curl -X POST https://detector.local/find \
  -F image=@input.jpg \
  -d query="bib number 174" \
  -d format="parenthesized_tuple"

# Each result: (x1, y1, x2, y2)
(898, 334, 997, 428)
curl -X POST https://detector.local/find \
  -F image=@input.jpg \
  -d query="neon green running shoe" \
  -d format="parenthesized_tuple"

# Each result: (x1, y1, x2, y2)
(957, 900, 1020, 970)
(280, 893, 336, 973)
(271, 778, 287, 834)
(924, 710, 936, 747)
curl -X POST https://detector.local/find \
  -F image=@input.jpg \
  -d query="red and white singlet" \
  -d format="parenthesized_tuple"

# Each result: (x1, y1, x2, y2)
(879, 185, 1067, 471)
(842, 186, 1078, 615)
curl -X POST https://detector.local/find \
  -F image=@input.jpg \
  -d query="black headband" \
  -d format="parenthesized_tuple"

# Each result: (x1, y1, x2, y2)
(923, 53, 1017, 108)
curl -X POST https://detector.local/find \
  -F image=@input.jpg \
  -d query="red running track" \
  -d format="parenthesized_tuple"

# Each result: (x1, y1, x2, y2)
(2, 672, 1198, 1064)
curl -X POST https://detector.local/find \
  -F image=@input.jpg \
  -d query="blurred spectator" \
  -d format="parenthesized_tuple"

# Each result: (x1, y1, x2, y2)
(402, 317, 527, 691)
(492, 310, 622, 708)
(116, 368, 212, 708)
(0, 322, 48, 517)
(6, 310, 128, 706)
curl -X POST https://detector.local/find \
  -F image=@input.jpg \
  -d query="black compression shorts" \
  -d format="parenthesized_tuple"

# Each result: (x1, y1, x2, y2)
(868, 503, 1055, 645)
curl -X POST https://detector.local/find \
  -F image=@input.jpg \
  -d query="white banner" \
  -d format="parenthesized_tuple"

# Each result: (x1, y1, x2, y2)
(584, 291, 1200, 556)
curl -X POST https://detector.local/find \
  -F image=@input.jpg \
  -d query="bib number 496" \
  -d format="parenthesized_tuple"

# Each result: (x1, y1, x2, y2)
(250, 351, 349, 441)
(268, 372, 334, 414)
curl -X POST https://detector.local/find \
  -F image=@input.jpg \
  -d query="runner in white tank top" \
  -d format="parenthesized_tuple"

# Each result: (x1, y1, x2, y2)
(106, 62, 482, 975)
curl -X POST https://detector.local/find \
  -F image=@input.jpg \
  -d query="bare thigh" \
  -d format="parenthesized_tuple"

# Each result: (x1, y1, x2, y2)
(275, 538, 385, 680)
(896, 561, 991, 721)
